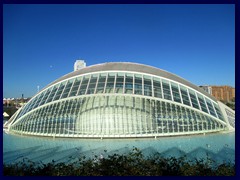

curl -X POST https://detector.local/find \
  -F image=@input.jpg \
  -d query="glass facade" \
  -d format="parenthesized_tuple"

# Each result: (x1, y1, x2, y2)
(8, 63, 233, 138)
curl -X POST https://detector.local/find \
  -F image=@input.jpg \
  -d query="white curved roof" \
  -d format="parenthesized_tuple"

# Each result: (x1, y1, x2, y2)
(42, 62, 216, 101)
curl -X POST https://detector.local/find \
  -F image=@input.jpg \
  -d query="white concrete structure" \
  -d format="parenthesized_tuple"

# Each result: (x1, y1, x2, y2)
(6, 62, 235, 138)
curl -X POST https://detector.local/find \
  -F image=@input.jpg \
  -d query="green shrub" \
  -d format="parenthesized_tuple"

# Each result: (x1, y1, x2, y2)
(3, 148, 235, 176)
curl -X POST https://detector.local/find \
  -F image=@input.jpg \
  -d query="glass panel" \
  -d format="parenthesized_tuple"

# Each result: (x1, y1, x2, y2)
(162, 79, 172, 100)
(61, 79, 74, 99)
(53, 81, 67, 101)
(188, 89, 199, 109)
(45, 84, 60, 103)
(38, 87, 53, 106)
(105, 73, 115, 93)
(86, 74, 98, 94)
(153, 77, 162, 98)
(206, 99, 217, 117)
(197, 93, 208, 113)
(180, 86, 191, 106)
(96, 73, 107, 93)
(125, 73, 133, 94)
(171, 82, 181, 103)
(78, 75, 90, 95)
(115, 73, 124, 93)
(69, 77, 82, 97)
(134, 74, 142, 95)
(143, 76, 152, 96)
(213, 103, 224, 120)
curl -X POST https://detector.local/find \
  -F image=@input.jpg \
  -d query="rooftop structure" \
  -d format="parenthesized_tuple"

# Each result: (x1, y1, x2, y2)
(74, 60, 86, 71)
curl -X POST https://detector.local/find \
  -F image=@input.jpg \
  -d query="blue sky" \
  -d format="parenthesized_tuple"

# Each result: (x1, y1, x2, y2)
(3, 4, 235, 98)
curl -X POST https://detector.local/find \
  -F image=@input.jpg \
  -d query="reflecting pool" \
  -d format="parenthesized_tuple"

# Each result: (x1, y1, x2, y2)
(3, 131, 235, 166)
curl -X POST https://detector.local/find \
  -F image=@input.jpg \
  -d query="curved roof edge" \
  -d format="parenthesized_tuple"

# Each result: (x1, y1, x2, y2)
(40, 62, 217, 101)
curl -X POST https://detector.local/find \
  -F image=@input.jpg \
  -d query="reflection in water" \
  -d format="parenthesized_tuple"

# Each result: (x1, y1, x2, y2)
(3, 132, 235, 165)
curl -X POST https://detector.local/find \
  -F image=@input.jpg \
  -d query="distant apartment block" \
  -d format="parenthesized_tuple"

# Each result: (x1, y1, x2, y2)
(199, 85, 235, 102)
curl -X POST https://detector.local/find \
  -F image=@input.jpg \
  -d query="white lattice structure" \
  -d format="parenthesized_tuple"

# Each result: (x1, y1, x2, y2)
(5, 62, 235, 138)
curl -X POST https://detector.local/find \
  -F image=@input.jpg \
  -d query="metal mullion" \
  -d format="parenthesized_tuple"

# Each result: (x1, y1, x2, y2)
(94, 74, 100, 94)
(133, 97, 136, 134)
(141, 75, 144, 96)
(19, 98, 35, 118)
(133, 74, 135, 94)
(59, 80, 69, 99)
(44, 86, 54, 104)
(186, 88, 193, 109)
(37, 90, 48, 108)
(52, 83, 61, 101)
(151, 77, 154, 97)
(160, 101, 163, 134)
(170, 103, 174, 133)
(140, 97, 142, 135)
(67, 78, 76, 97)
(30, 112, 37, 133)
(195, 111, 200, 131)
(113, 73, 117, 93)
(61, 101, 66, 135)
(121, 96, 124, 135)
(63, 101, 68, 136)
(35, 108, 43, 133)
(53, 102, 59, 135)
(183, 108, 190, 132)
(150, 99, 153, 134)
(165, 102, 169, 133)
(103, 74, 108, 94)
(168, 81, 174, 102)
(211, 100, 219, 119)
(67, 100, 73, 136)
(46, 104, 53, 135)
(115, 96, 118, 134)
(26, 98, 38, 112)
(155, 99, 158, 135)
(42, 106, 49, 133)
(76, 77, 83, 96)
(177, 84, 183, 104)
(123, 73, 126, 94)
(84, 75, 91, 95)
(82, 98, 85, 135)
(203, 97, 211, 115)
(72, 98, 77, 136)
(53, 103, 59, 135)
(21, 115, 28, 132)
(194, 91, 201, 111)
(30, 93, 44, 111)
(160, 78, 164, 100)
(32, 109, 41, 133)
(42, 106, 49, 134)
(31, 110, 38, 133)
(178, 106, 183, 132)
(24, 114, 31, 133)
(188, 109, 193, 132)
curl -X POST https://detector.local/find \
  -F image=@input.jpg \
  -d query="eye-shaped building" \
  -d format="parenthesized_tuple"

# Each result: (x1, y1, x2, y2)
(5, 62, 235, 138)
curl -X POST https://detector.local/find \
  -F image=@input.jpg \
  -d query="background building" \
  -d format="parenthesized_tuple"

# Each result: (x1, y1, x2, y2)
(211, 86, 235, 102)
(199, 85, 212, 95)
(199, 85, 235, 103)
